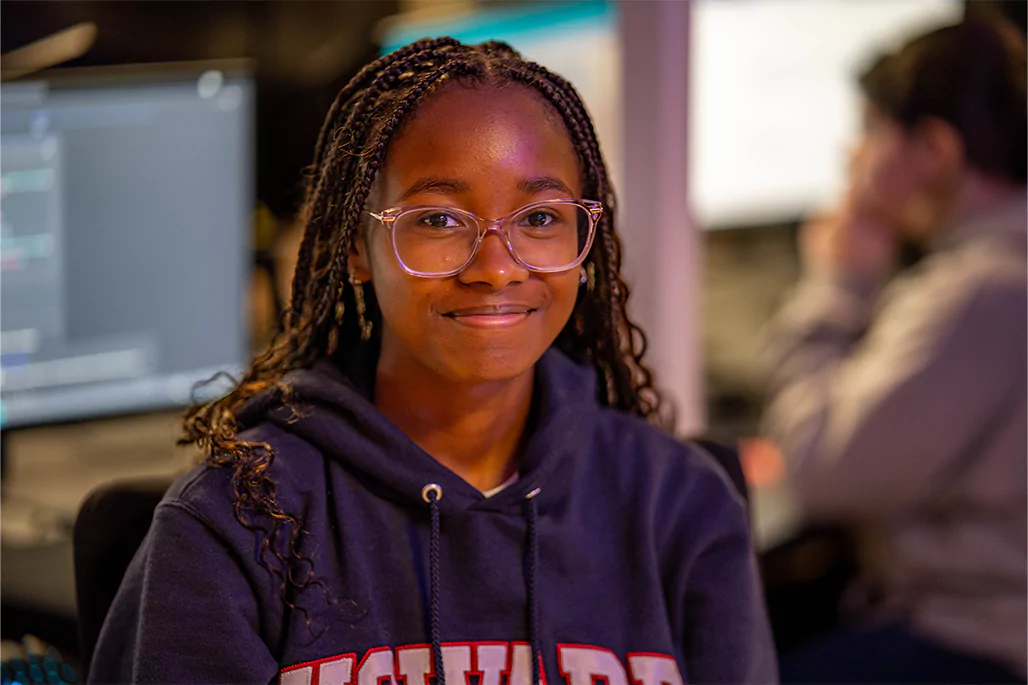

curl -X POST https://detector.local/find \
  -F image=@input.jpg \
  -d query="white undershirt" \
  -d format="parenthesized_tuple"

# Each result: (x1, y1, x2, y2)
(481, 472, 520, 498)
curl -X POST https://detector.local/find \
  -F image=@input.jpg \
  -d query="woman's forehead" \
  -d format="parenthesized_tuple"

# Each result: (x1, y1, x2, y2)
(379, 84, 582, 202)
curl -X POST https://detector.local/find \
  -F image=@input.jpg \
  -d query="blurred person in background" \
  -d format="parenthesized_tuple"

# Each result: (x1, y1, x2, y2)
(762, 16, 1027, 685)
(89, 38, 775, 684)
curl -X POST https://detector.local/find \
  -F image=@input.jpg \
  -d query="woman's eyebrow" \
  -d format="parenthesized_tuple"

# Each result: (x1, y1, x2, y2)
(395, 175, 574, 203)
(396, 177, 470, 203)
(518, 176, 574, 196)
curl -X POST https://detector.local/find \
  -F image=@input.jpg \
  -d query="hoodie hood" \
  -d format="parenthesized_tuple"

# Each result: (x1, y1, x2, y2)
(237, 347, 600, 515)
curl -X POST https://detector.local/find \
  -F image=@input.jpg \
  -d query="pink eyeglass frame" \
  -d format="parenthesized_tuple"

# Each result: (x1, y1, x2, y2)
(367, 198, 603, 278)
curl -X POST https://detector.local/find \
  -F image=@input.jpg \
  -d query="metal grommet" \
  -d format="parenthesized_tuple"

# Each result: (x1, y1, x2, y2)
(525, 487, 542, 500)
(421, 483, 443, 503)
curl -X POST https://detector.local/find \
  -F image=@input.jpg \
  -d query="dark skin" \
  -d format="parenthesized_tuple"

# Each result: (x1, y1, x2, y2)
(351, 85, 584, 492)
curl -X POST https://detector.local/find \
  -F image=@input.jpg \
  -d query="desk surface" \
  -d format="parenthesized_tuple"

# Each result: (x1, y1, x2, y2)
(2, 412, 196, 615)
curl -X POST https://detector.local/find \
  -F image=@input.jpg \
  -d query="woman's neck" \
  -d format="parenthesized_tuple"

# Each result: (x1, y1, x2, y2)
(373, 348, 534, 493)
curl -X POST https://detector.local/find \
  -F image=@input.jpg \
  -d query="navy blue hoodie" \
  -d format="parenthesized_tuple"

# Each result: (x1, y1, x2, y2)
(90, 349, 776, 684)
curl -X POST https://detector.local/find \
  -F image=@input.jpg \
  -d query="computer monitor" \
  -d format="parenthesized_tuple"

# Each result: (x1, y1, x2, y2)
(0, 63, 253, 429)
(689, 0, 963, 227)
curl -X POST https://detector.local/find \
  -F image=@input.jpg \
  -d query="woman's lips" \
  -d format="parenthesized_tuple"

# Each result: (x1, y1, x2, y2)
(443, 304, 536, 329)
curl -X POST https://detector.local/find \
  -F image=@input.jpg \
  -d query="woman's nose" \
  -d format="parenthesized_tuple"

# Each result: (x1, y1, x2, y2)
(457, 227, 529, 289)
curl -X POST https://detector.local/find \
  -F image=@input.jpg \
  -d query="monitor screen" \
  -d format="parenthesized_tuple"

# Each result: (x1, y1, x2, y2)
(689, 0, 963, 228)
(0, 64, 253, 428)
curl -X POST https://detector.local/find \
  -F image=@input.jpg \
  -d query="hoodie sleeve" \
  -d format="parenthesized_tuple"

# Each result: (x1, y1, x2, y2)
(681, 486, 778, 685)
(89, 500, 280, 684)
(762, 270, 1025, 520)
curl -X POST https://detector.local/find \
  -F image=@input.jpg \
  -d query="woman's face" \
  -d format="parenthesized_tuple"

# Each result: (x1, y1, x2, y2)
(352, 85, 584, 385)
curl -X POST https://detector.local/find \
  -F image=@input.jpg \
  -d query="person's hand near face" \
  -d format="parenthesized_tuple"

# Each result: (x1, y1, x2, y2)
(799, 102, 948, 282)
(799, 191, 898, 283)
(803, 98, 976, 282)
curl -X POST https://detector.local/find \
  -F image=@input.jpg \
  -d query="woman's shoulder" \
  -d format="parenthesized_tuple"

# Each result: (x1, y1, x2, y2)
(163, 421, 330, 532)
(591, 408, 747, 513)
(592, 408, 724, 471)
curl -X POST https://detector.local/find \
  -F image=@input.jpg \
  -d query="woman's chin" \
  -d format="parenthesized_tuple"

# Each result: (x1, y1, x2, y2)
(431, 347, 544, 387)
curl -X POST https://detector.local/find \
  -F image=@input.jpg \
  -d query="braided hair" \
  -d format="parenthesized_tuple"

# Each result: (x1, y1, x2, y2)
(182, 38, 667, 625)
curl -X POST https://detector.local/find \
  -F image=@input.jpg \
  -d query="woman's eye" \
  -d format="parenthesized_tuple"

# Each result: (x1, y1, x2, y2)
(420, 212, 461, 229)
(523, 211, 557, 228)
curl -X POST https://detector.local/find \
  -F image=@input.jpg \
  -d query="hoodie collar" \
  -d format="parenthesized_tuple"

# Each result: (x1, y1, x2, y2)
(238, 347, 599, 516)
(933, 190, 1027, 252)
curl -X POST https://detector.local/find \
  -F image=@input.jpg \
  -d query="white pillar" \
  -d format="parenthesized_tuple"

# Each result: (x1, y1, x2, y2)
(619, 0, 704, 435)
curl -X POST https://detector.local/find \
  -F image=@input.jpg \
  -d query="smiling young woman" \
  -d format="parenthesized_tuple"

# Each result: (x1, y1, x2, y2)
(89, 39, 776, 685)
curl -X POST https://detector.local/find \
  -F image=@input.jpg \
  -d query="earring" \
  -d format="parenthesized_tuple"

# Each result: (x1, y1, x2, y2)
(334, 281, 345, 326)
(351, 274, 373, 341)
(579, 267, 588, 285)
(327, 281, 345, 354)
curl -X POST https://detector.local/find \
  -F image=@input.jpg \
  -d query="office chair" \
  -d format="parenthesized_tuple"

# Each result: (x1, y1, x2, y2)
(73, 477, 173, 679)
(692, 437, 750, 507)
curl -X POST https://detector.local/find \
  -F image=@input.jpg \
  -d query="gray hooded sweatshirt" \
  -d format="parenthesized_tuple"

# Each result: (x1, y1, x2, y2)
(763, 193, 1027, 675)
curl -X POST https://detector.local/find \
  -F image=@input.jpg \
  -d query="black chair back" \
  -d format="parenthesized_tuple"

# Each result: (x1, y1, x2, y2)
(73, 477, 173, 678)
(692, 437, 750, 506)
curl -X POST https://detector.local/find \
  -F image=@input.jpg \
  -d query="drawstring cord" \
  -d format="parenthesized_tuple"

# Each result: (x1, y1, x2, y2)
(421, 483, 543, 685)
(524, 488, 542, 685)
(422, 483, 445, 685)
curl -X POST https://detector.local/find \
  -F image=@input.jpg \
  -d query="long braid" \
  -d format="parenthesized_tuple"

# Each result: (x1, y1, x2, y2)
(497, 68, 619, 390)
(534, 66, 662, 419)
(290, 38, 464, 326)
(310, 38, 462, 167)
(295, 52, 473, 340)
(182, 39, 669, 630)
(497, 63, 662, 420)
(305, 65, 480, 358)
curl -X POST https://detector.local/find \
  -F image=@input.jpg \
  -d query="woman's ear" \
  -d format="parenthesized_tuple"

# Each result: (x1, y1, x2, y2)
(352, 179, 384, 283)
(350, 224, 373, 283)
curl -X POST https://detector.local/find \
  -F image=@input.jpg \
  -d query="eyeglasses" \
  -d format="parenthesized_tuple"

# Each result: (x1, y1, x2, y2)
(367, 198, 603, 278)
